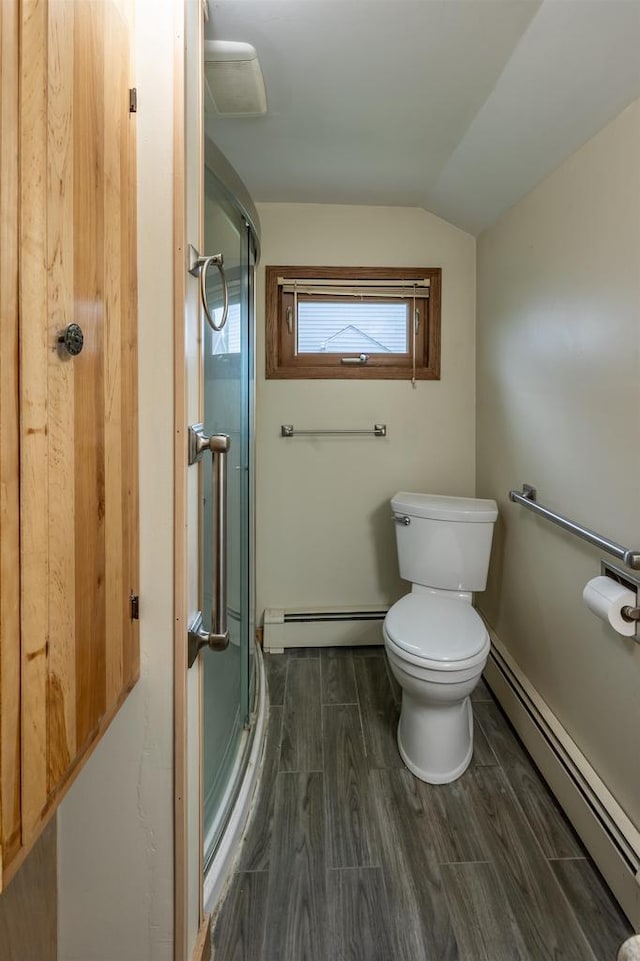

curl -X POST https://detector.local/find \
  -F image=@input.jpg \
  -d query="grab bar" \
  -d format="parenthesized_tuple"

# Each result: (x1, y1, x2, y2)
(509, 484, 640, 570)
(187, 424, 231, 667)
(281, 423, 387, 437)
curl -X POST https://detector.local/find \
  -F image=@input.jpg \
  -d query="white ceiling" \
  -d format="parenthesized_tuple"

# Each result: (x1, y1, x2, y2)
(205, 0, 640, 235)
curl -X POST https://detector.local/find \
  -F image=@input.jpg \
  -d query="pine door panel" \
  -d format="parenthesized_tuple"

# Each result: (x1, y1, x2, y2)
(17, 0, 139, 855)
(20, 0, 51, 842)
(0, 0, 22, 873)
(46, 0, 77, 792)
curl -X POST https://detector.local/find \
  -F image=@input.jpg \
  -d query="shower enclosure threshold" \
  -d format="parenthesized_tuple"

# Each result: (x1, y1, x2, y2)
(203, 644, 268, 913)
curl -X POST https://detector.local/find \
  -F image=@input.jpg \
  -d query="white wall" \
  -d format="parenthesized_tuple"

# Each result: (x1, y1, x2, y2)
(255, 203, 476, 618)
(476, 99, 640, 830)
(57, 2, 175, 958)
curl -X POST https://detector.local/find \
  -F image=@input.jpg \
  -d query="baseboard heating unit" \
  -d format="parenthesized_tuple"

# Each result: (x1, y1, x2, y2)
(484, 627, 640, 929)
(263, 606, 388, 652)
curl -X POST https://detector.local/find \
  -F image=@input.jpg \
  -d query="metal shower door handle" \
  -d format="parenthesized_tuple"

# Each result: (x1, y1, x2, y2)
(188, 244, 229, 332)
(187, 424, 231, 667)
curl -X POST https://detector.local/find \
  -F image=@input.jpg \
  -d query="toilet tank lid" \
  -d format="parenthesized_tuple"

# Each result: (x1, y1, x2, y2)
(391, 491, 498, 523)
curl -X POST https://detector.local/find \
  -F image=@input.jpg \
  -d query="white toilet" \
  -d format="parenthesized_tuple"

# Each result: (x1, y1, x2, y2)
(384, 491, 498, 784)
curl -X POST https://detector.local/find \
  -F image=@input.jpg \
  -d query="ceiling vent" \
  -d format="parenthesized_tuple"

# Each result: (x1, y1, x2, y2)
(204, 41, 267, 117)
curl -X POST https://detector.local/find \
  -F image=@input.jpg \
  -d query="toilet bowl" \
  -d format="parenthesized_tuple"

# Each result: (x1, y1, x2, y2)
(385, 492, 498, 784)
(384, 592, 490, 782)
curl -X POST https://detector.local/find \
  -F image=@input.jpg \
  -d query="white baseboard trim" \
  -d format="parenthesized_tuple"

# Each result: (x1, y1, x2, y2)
(203, 644, 268, 917)
(263, 606, 387, 652)
(484, 629, 640, 929)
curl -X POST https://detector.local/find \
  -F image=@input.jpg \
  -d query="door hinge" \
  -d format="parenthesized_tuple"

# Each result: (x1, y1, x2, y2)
(130, 593, 140, 620)
(129, 88, 137, 113)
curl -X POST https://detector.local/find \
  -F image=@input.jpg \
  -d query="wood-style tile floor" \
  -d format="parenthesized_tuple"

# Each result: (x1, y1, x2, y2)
(212, 646, 633, 961)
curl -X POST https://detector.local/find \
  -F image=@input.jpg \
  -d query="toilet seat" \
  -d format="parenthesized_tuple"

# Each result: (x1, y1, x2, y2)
(384, 593, 489, 671)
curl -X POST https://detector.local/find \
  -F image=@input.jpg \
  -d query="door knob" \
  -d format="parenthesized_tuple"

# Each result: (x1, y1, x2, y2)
(58, 324, 84, 357)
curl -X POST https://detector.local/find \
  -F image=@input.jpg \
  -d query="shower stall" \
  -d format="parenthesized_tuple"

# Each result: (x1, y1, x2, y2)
(191, 137, 262, 887)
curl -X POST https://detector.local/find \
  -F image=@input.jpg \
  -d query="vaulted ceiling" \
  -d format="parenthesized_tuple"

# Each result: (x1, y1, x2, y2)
(205, 1, 640, 235)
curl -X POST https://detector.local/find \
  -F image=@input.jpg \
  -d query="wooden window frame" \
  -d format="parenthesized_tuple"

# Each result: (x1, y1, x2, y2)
(265, 265, 441, 380)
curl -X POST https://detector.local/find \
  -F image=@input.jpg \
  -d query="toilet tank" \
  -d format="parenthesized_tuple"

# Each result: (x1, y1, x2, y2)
(391, 492, 498, 592)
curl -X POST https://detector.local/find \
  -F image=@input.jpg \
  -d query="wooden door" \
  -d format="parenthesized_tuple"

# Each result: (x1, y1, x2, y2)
(0, 0, 139, 885)
(0, 0, 22, 882)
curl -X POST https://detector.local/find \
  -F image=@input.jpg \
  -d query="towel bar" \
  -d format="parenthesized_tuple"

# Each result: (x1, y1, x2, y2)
(281, 424, 387, 438)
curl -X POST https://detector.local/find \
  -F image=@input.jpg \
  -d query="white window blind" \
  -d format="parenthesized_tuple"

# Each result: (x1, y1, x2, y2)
(297, 301, 408, 354)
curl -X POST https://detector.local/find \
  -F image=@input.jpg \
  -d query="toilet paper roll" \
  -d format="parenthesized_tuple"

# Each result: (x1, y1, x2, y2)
(582, 576, 637, 637)
(617, 936, 640, 961)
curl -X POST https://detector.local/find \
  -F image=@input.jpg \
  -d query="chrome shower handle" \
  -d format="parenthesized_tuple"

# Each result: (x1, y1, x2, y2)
(187, 424, 231, 667)
(188, 244, 229, 332)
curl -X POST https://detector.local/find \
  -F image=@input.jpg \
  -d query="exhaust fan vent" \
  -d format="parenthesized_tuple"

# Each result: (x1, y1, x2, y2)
(204, 40, 267, 117)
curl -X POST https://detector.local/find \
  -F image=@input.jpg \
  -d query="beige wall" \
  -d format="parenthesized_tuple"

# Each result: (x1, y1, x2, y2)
(255, 203, 476, 617)
(476, 99, 640, 829)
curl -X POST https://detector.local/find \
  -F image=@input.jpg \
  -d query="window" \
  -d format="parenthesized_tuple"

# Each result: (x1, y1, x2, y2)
(209, 301, 241, 355)
(265, 266, 441, 379)
(205, 269, 242, 355)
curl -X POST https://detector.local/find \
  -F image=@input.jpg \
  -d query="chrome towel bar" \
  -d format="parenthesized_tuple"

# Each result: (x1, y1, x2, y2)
(509, 484, 640, 570)
(281, 423, 387, 438)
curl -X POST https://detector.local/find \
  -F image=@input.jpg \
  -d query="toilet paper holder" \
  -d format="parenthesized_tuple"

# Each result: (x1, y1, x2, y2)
(601, 561, 640, 624)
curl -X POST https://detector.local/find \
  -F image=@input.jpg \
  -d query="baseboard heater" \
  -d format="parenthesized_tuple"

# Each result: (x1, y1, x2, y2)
(263, 606, 388, 652)
(484, 628, 640, 928)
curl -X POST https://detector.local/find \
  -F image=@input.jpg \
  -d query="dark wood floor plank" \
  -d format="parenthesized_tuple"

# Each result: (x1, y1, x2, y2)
(323, 705, 379, 868)
(321, 647, 358, 704)
(239, 706, 283, 872)
(280, 657, 323, 772)
(328, 868, 394, 961)
(285, 647, 320, 657)
(416, 776, 492, 865)
(384, 656, 402, 706)
(475, 701, 583, 858)
(371, 768, 459, 961)
(470, 676, 492, 702)
(442, 861, 529, 961)
(264, 772, 327, 961)
(212, 871, 269, 961)
(551, 858, 633, 960)
(264, 654, 287, 706)
(473, 700, 531, 768)
(354, 656, 402, 769)
(350, 645, 385, 657)
(463, 767, 598, 961)
(469, 712, 499, 768)
(503, 760, 584, 859)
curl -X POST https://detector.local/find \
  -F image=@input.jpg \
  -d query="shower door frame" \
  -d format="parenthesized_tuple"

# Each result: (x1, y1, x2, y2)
(172, 4, 262, 959)
(200, 155, 258, 873)
(173, 1, 206, 958)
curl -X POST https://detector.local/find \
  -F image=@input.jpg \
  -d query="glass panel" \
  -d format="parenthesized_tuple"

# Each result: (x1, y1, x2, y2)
(297, 300, 409, 354)
(202, 168, 252, 864)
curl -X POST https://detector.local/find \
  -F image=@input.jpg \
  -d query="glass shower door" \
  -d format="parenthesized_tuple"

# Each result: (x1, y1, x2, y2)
(201, 168, 252, 865)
